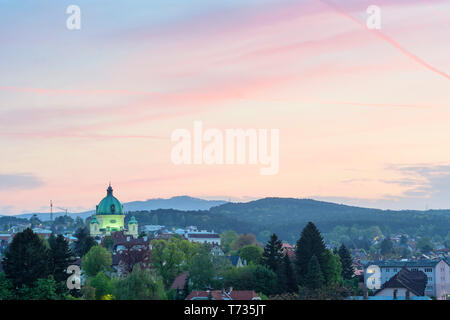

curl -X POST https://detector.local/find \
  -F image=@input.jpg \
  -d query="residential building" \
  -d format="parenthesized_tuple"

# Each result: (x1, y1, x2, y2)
(186, 231, 221, 245)
(373, 267, 427, 298)
(364, 259, 450, 299)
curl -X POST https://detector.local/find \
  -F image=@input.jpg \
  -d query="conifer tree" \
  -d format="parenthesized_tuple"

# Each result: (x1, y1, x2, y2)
(2, 228, 50, 288)
(338, 244, 354, 280)
(294, 222, 328, 285)
(304, 255, 324, 290)
(262, 233, 284, 273)
(74, 227, 97, 257)
(323, 250, 343, 285)
(281, 254, 297, 293)
(49, 234, 74, 283)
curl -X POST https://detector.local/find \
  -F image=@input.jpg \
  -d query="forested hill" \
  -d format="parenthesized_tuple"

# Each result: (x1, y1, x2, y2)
(209, 198, 450, 242)
(128, 197, 450, 244)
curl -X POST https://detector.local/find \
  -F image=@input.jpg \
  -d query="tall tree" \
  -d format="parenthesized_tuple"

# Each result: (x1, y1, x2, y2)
(231, 233, 257, 252)
(338, 244, 354, 280)
(380, 238, 393, 256)
(81, 245, 112, 278)
(2, 228, 50, 288)
(304, 255, 324, 290)
(323, 250, 343, 285)
(239, 245, 263, 265)
(294, 222, 328, 285)
(74, 227, 97, 257)
(188, 247, 215, 290)
(262, 234, 283, 273)
(224, 264, 277, 296)
(113, 265, 166, 300)
(49, 234, 74, 283)
(17, 276, 59, 300)
(88, 271, 113, 300)
(0, 272, 14, 300)
(281, 254, 297, 293)
(220, 230, 238, 254)
(29, 214, 41, 229)
(150, 239, 185, 287)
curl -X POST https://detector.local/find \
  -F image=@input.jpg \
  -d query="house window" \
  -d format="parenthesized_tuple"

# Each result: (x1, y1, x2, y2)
(393, 268, 397, 273)
(385, 268, 390, 272)
(425, 268, 432, 273)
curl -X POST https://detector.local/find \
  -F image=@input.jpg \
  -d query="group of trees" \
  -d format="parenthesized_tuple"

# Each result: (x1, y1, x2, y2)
(293, 222, 358, 298)
(80, 222, 360, 300)
(1, 222, 360, 300)
(79, 244, 167, 300)
(51, 215, 85, 233)
(216, 223, 359, 299)
(0, 228, 74, 299)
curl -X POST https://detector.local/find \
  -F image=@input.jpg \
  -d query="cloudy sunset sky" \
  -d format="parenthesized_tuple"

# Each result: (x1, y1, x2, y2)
(0, 0, 449, 214)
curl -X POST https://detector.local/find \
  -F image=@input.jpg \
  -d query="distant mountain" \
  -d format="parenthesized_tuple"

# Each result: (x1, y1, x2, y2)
(123, 196, 228, 212)
(10, 196, 228, 221)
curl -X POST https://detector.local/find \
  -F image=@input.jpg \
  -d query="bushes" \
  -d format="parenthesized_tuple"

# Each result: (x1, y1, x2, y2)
(224, 265, 277, 296)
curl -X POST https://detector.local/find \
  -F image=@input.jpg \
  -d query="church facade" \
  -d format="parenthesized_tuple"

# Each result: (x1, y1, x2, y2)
(90, 184, 138, 238)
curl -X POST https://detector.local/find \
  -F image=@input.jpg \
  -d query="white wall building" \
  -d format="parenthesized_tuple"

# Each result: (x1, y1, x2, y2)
(364, 259, 450, 300)
(186, 230, 221, 245)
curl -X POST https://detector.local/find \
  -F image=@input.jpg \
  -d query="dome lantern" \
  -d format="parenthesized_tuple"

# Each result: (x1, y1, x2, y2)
(96, 184, 124, 215)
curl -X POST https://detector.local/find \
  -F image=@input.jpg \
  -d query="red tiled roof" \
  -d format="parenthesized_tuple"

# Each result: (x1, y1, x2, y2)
(171, 272, 188, 290)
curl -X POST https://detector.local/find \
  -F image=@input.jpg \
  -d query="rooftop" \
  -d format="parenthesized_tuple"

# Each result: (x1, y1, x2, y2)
(375, 267, 427, 296)
(364, 259, 448, 268)
(349, 296, 431, 300)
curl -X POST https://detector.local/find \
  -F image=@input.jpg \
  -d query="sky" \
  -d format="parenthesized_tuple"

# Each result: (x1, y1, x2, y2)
(0, 0, 449, 214)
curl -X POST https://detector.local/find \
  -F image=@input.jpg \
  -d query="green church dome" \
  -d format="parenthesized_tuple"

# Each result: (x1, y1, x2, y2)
(128, 216, 138, 224)
(96, 184, 124, 215)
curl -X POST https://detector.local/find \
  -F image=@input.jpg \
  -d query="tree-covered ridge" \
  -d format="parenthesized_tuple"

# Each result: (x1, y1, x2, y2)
(209, 198, 450, 242)
(127, 198, 450, 244)
(129, 209, 258, 235)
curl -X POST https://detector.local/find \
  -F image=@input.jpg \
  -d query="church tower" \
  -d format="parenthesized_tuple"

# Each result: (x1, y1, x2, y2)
(90, 184, 125, 236)
(90, 215, 101, 237)
(126, 216, 139, 238)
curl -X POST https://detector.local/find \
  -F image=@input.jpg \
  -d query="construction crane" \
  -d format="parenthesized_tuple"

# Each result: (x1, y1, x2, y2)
(57, 207, 69, 217)
(50, 200, 53, 221)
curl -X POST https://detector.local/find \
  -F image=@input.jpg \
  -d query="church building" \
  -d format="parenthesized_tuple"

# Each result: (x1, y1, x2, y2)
(90, 184, 138, 238)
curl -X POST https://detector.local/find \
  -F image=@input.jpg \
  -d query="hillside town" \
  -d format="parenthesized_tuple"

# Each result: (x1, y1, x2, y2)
(0, 185, 449, 300)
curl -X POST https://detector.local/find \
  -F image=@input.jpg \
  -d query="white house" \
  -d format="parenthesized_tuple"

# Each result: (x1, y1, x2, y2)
(364, 259, 450, 300)
(186, 230, 221, 245)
